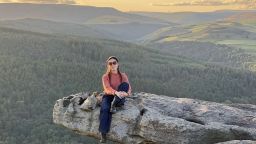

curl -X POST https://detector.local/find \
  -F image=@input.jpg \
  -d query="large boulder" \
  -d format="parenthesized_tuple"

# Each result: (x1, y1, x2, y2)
(53, 92, 256, 144)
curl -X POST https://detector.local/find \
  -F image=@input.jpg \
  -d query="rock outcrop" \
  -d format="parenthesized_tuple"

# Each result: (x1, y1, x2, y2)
(53, 92, 256, 144)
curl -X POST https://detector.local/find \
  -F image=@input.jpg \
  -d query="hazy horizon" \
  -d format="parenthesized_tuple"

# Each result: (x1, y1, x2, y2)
(0, 0, 256, 12)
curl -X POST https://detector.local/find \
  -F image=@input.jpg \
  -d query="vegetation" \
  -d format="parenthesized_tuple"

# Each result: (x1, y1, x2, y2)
(0, 27, 256, 143)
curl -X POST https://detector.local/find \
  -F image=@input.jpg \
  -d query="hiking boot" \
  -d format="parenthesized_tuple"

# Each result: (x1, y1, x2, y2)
(110, 106, 117, 114)
(100, 133, 107, 143)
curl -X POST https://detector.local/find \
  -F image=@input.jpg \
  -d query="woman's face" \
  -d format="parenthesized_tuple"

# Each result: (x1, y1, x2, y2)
(107, 58, 118, 72)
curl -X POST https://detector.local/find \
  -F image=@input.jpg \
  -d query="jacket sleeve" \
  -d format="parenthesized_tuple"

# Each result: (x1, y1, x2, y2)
(122, 73, 132, 96)
(102, 74, 116, 95)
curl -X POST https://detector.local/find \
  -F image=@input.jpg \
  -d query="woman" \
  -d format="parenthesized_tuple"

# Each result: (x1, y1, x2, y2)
(98, 56, 132, 143)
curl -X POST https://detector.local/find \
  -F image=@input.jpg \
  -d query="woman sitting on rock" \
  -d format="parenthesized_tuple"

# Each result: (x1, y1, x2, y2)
(98, 56, 132, 143)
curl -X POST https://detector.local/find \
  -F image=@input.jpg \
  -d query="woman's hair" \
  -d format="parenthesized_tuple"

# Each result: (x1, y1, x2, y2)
(105, 56, 123, 84)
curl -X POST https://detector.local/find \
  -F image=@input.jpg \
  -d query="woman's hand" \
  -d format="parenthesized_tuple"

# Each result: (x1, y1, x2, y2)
(115, 91, 128, 98)
(120, 91, 128, 97)
(114, 91, 120, 96)
(115, 91, 124, 98)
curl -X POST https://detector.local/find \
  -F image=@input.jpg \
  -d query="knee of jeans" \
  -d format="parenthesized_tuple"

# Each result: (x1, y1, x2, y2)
(120, 82, 129, 86)
(118, 82, 129, 90)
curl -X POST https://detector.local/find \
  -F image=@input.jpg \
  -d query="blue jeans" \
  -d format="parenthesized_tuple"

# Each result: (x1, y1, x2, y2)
(98, 82, 129, 134)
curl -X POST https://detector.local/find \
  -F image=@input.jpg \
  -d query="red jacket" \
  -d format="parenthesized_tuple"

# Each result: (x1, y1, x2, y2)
(102, 72, 132, 96)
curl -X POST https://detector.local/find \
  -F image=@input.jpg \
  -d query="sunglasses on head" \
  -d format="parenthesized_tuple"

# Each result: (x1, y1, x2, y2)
(108, 61, 117, 66)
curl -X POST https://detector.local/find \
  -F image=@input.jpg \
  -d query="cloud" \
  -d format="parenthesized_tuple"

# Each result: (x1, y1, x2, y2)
(150, 0, 256, 8)
(7, 0, 76, 4)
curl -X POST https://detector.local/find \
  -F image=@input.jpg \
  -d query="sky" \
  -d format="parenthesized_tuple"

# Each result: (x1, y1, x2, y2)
(0, 0, 256, 12)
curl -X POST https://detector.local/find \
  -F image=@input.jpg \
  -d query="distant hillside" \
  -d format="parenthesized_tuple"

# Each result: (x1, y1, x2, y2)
(165, 21, 256, 42)
(0, 3, 172, 25)
(142, 20, 256, 71)
(136, 11, 256, 44)
(0, 18, 121, 40)
(87, 22, 168, 41)
(0, 17, 169, 42)
(140, 21, 256, 44)
(224, 12, 256, 26)
(0, 3, 124, 23)
(132, 10, 256, 25)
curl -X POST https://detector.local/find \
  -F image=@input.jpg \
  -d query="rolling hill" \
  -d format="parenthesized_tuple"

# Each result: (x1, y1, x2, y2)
(224, 12, 256, 26)
(142, 20, 256, 71)
(0, 3, 146, 24)
(132, 10, 256, 26)
(140, 21, 256, 43)
(0, 18, 121, 40)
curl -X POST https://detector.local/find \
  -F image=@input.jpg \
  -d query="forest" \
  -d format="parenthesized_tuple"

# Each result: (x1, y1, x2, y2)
(0, 27, 256, 143)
